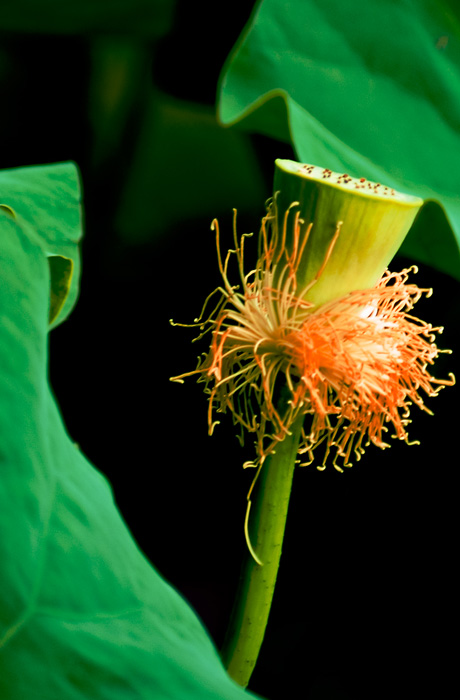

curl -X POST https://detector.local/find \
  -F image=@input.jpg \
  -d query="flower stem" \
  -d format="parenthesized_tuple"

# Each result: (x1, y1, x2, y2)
(221, 416, 304, 688)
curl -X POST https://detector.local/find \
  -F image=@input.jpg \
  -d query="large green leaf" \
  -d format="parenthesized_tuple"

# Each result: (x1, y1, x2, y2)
(0, 164, 261, 699)
(218, 0, 460, 279)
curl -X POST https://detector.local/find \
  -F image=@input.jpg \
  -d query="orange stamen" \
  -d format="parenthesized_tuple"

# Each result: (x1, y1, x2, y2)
(170, 202, 455, 472)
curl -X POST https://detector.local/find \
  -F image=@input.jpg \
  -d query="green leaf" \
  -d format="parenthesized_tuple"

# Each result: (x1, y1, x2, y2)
(0, 162, 83, 329)
(115, 92, 266, 243)
(0, 164, 261, 699)
(218, 0, 460, 279)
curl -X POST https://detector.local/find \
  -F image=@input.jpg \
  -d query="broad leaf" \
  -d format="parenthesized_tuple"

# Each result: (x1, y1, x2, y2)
(218, 0, 460, 279)
(0, 163, 261, 699)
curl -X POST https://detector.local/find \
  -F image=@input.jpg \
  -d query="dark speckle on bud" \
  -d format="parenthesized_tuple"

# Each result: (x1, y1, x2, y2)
(295, 162, 415, 201)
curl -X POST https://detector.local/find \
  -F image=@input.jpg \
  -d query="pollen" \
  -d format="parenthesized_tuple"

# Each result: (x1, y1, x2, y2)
(170, 202, 455, 472)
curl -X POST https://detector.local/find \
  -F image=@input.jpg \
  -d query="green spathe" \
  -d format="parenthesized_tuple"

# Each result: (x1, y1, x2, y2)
(0, 163, 260, 699)
(274, 159, 423, 307)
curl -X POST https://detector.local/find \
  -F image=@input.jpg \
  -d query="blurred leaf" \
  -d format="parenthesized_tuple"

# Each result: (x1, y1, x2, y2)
(218, 0, 460, 279)
(88, 37, 152, 169)
(0, 0, 174, 36)
(0, 164, 261, 699)
(115, 91, 266, 242)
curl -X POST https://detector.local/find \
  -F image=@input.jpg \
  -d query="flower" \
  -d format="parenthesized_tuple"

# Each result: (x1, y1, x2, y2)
(170, 163, 454, 472)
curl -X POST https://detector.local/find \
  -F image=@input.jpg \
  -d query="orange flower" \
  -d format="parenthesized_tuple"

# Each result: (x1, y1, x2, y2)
(171, 200, 454, 472)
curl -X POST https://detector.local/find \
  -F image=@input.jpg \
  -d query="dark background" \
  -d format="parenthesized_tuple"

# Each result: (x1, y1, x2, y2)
(1, 3, 458, 698)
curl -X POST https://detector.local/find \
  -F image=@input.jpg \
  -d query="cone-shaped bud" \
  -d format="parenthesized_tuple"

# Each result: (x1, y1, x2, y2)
(273, 159, 423, 307)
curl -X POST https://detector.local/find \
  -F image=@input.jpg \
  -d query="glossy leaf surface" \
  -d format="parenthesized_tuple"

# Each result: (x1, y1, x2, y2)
(218, 0, 460, 279)
(0, 163, 260, 699)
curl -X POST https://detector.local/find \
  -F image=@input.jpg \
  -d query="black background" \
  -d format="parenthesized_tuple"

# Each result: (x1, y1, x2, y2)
(1, 3, 458, 698)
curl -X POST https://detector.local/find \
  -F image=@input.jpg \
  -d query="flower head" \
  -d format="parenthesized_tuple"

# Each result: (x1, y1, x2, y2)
(171, 163, 454, 472)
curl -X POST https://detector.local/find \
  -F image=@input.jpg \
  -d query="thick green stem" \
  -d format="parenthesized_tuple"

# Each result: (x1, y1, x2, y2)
(221, 417, 304, 687)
